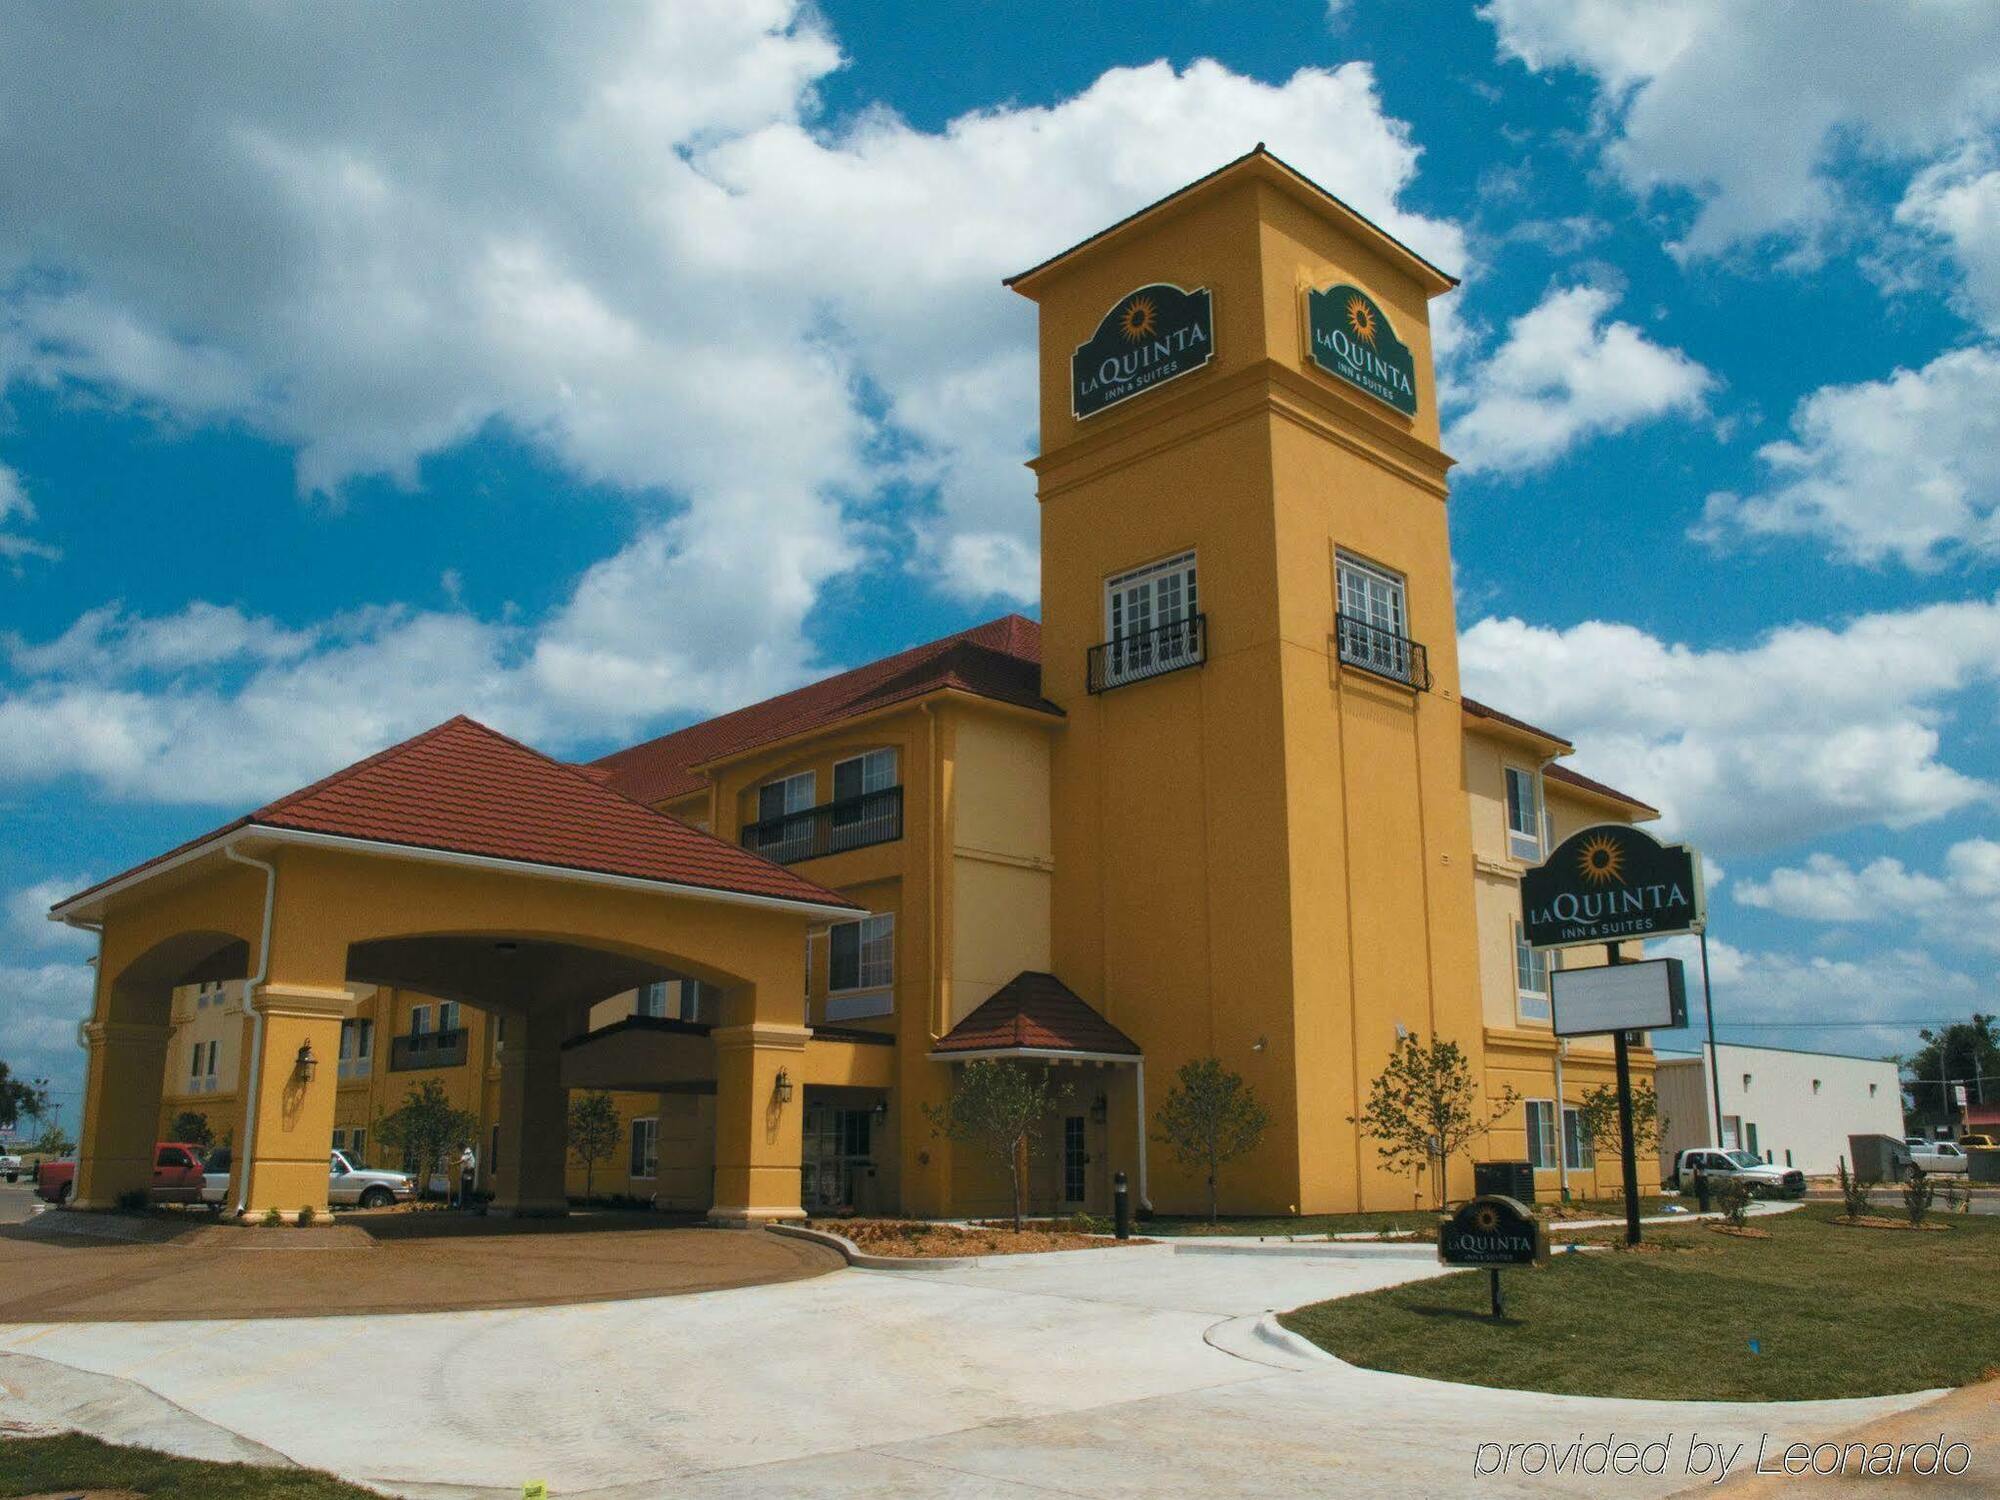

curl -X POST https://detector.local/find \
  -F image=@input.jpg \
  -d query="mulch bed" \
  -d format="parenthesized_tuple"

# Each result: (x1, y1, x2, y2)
(1831, 1214, 1951, 1232)
(813, 1218, 1149, 1257)
(1705, 1223, 1772, 1239)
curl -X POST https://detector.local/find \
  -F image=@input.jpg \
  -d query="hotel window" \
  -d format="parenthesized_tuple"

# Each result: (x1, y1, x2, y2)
(438, 1000, 461, 1035)
(1525, 1100, 1558, 1170)
(339, 1018, 374, 1079)
(830, 748, 900, 850)
(1335, 552, 1415, 684)
(754, 770, 817, 860)
(332, 1128, 346, 1152)
(1563, 1107, 1595, 1171)
(409, 1003, 432, 1037)
(830, 913, 894, 993)
(1102, 550, 1200, 685)
(1514, 921, 1551, 1023)
(349, 1126, 367, 1162)
(1504, 767, 1543, 862)
(635, 982, 670, 1019)
(630, 1117, 659, 1179)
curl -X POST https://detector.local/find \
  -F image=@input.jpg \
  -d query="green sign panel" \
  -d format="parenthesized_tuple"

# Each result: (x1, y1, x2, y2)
(1521, 823, 1706, 951)
(1071, 283, 1213, 420)
(1306, 282, 1417, 417)
(1438, 1195, 1547, 1267)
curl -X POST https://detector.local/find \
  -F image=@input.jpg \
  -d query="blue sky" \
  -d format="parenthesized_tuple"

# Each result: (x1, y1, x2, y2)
(5, 0, 2000, 1120)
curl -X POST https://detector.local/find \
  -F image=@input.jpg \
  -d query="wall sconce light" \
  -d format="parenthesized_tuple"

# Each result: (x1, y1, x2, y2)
(294, 1041, 318, 1083)
(1252, 1035, 1267, 1053)
(1090, 1093, 1108, 1124)
(774, 1068, 794, 1104)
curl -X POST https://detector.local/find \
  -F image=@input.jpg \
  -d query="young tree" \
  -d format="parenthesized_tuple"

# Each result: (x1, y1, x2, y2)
(32, 1124, 72, 1160)
(1350, 1034, 1518, 1208)
(168, 1110, 215, 1153)
(923, 1060, 1069, 1231)
(567, 1091, 621, 1202)
(0, 1061, 48, 1132)
(1572, 1081, 1667, 1164)
(374, 1080, 478, 1201)
(1154, 1057, 1270, 1222)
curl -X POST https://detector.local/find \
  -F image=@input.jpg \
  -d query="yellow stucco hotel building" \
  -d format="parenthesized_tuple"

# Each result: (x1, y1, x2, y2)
(56, 149, 1662, 1223)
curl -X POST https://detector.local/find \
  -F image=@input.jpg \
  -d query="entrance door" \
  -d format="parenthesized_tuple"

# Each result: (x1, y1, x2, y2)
(802, 1101, 873, 1212)
(1061, 1114, 1089, 1208)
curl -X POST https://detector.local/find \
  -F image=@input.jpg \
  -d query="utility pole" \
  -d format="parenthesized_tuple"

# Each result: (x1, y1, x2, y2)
(1697, 927, 1724, 1149)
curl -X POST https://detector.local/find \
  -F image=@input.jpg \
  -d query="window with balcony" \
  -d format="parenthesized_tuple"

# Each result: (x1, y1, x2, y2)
(1089, 550, 1205, 692)
(827, 912, 894, 1020)
(742, 763, 904, 865)
(1335, 552, 1428, 688)
(1504, 766, 1543, 862)
(391, 1003, 466, 1071)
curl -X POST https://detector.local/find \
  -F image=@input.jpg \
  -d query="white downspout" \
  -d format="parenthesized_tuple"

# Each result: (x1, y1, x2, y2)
(1135, 1057, 1151, 1212)
(225, 844, 277, 1217)
(1553, 1038, 1570, 1202)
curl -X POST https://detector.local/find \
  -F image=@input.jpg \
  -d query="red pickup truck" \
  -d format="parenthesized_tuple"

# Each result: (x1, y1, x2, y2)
(34, 1142, 207, 1206)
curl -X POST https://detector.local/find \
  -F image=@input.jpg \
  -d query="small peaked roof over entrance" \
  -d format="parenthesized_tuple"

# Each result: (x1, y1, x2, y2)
(931, 971, 1141, 1060)
(54, 715, 860, 921)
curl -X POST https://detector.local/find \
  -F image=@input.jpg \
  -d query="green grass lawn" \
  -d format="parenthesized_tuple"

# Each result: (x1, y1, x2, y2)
(1281, 1205, 2000, 1401)
(0, 1433, 376, 1498)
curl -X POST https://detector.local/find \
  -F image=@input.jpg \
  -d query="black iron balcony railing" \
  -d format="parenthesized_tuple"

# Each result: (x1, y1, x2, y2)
(1086, 613, 1207, 694)
(1335, 612, 1430, 690)
(741, 786, 904, 865)
(389, 1028, 468, 1072)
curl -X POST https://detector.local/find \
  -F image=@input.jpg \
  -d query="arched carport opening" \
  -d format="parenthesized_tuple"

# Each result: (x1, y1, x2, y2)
(343, 933, 753, 1215)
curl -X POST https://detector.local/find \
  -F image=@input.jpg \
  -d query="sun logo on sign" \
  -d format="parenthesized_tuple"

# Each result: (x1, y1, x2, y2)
(1578, 833, 1626, 886)
(1472, 1204, 1501, 1232)
(1119, 295, 1158, 342)
(1346, 294, 1378, 346)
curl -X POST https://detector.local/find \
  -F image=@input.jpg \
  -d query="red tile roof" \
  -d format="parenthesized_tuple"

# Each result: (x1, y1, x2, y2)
(1460, 696, 1573, 750)
(1544, 761, 1660, 819)
(592, 614, 1058, 805)
(933, 971, 1141, 1057)
(58, 716, 859, 915)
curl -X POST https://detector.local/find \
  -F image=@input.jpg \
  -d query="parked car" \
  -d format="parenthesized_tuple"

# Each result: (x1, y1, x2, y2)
(1669, 1147, 1807, 1199)
(0, 1153, 21, 1183)
(1903, 1139, 1970, 1179)
(199, 1147, 414, 1211)
(33, 1142, 206, 1205)
(1958, 1134, 1997, 1150)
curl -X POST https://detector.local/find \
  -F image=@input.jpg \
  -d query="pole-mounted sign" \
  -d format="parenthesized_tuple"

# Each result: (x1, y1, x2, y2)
(1438, 1194, 1547, 1318)
(1071, 283, 1214, 420)
(1521, 823, 1704, 951)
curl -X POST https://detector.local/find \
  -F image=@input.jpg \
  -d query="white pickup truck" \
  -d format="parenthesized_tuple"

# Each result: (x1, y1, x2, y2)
(0, 1153, 20, 1183)
(1903, 1139, 1971, 1179)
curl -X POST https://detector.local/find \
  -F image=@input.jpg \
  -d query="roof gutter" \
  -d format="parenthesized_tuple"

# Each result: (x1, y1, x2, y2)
(51, 823, 860, 927)
(927, 1047, 1141, 1065)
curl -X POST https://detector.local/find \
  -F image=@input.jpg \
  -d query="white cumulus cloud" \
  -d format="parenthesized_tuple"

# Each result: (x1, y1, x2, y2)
(1447, 284, 1712, 475)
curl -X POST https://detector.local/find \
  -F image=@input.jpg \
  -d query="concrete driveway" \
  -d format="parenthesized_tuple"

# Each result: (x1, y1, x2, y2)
(0, 1238, 1936, 1498)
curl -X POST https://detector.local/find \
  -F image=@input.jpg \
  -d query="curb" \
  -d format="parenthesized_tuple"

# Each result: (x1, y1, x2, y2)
(1202, 1311, 1341, 1370)
(768, 1221, 984, 1270)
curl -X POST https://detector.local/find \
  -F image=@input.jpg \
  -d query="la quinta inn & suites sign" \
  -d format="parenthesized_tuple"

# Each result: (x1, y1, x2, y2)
(1521, 824, 1705, 951)
(1071, 283, 1213, 420)
(1306, 282, 1417, 417)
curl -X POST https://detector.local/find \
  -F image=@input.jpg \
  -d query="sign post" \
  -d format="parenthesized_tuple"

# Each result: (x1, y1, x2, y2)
(1525, 824, 1705, 1249)
(1438, 1195, 1547, 1319)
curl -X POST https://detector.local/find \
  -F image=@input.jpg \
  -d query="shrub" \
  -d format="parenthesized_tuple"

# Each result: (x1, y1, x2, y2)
(1902, 1172, 1935, 1228)
(1838, 1159, 1874, 1218)
(262, 1207, 282, 1227)
(297, 1204, 316, 1227)
(1713, 1176, 1752, 1229)
(115, 1187, 148, 1214)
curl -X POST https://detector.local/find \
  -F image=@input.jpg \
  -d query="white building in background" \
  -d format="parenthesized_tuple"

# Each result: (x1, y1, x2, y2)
(1657, 1043, 1904, 1177)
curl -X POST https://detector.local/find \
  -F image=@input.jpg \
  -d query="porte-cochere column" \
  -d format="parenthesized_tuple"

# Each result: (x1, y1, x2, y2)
(491, 1007, 572, 1216)
(227, 983, 348, 1218)
(73, 1018, 171, 1209)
